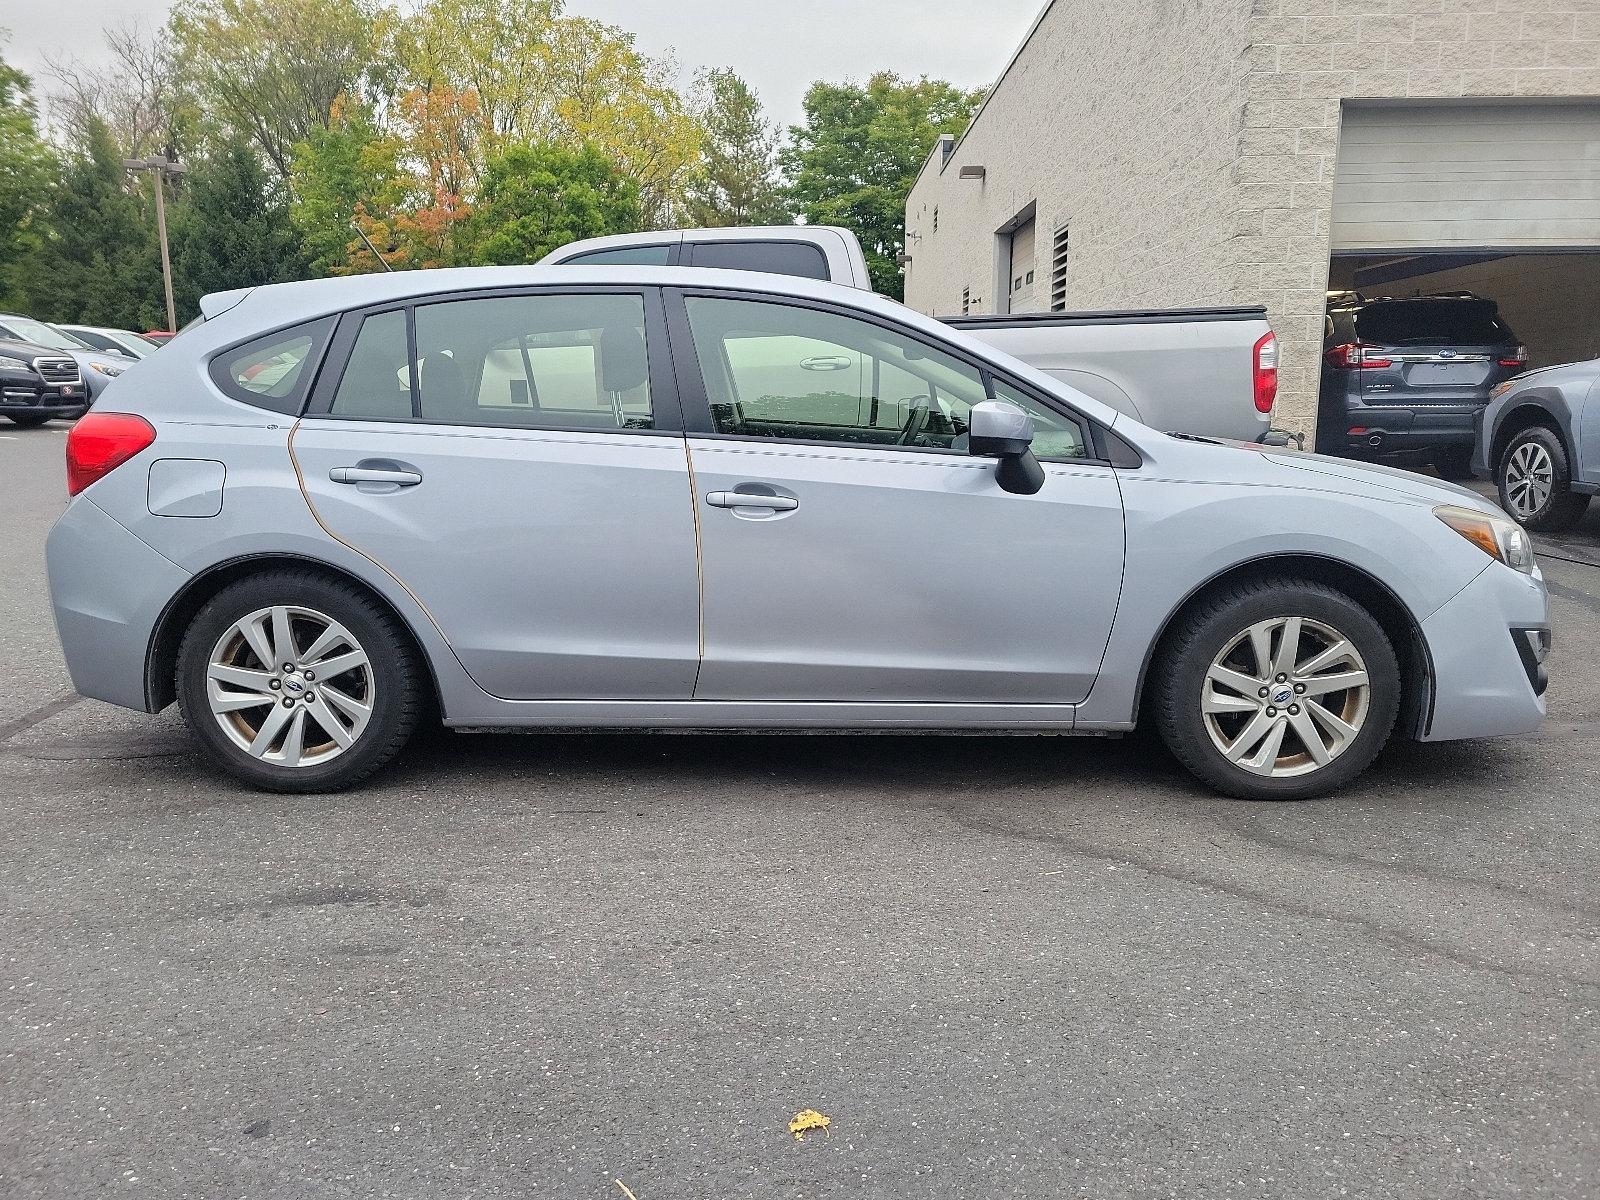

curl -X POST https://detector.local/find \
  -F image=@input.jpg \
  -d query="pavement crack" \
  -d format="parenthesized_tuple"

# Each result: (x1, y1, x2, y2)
(0, 693, 81, 745)
(933, 802, 1600, 997)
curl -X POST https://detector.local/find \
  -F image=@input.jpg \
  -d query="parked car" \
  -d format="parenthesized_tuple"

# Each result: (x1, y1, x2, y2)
(544, 227, 1279, 444)
(144, 330, 176, 344)
(1316, 292, 1528, 478)
(1475, 356, 1600, 531)
(0, 337, 88, 426)
(0, 313, 132, 400)
(59, 324, 163, 359)
(47, 266, 1548, 801)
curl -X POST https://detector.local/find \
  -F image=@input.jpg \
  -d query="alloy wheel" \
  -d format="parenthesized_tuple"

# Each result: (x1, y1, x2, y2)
(1201, 616, 1371, 778)
(205, 605, 375, 767)
(1504, 441, 1554, 521)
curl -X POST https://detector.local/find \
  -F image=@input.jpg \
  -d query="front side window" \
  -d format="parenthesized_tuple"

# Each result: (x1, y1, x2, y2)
(683, 296, 1087, 458)
(211, 317, 335, 415)
(413, 293, 653, 429)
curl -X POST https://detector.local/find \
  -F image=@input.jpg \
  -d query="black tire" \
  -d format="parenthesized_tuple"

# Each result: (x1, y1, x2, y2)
(1431, 445, 1474, 480)
(175, 570, 425, 792)
(1149, 578, 1401, 801)
(7, 414, 50, 428)
(1496, 425, 1589, 532)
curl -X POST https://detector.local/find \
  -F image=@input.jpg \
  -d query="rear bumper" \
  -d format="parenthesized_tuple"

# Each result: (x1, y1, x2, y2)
(1328, 406, 1481, 457)
(46, 496, 190, 712)
(1420, 562, 1548, 742)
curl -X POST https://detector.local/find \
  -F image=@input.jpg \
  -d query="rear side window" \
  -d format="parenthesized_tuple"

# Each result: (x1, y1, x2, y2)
(1355, 301, 1514, 347)
(562, 245, 672, 266)
(329, 310, 413, 420)
(209, 317, 334, 415)
(686, 240, 830, 280)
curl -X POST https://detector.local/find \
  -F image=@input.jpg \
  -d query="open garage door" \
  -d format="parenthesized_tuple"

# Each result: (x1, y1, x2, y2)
(1330, 102, 1600, 371)
(1332, 101, 1600, 253)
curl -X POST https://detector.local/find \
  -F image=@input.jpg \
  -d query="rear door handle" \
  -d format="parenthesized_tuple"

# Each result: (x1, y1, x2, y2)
(706, 490, 798, 510)
(330, 466, 423, 486)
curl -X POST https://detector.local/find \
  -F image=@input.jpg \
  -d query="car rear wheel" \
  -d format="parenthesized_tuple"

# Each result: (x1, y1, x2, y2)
(176, 571, 425, 792)
(7, 414, 50, 428)
(1497, 426, 1589, 532)
(1150, 579, 1401, 801)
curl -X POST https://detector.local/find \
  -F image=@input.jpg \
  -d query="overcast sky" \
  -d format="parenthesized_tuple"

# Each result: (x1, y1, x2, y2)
(5, 0, 1045, 128)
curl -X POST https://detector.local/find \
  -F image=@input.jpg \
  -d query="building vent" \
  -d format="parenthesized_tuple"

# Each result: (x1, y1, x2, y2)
(961, 287, 971, 315)
(1050, 224, 1070, 311)
(933, 206, 939, 234)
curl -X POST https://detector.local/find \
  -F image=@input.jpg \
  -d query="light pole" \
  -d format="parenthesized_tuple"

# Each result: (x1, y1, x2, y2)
(123, 155, 187, 332)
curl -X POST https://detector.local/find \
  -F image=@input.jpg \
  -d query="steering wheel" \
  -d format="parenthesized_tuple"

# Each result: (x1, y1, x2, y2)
(896, 398, 932, 446)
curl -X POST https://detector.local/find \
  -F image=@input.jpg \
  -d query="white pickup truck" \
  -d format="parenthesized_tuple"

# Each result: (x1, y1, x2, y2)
(541, 226, 1281, 443)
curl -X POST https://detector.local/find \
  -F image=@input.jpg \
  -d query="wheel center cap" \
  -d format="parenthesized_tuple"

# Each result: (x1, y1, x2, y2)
(1271, 685, 1294, 706)
(283, 676, 306, 695)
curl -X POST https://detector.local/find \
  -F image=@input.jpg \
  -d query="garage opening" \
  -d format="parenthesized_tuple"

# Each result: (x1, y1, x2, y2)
(1320, 101, 1600, 464)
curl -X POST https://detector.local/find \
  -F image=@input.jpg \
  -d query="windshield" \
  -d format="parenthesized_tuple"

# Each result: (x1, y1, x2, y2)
(0, 315, 91, 351)
(1354, 300, 1514, 347)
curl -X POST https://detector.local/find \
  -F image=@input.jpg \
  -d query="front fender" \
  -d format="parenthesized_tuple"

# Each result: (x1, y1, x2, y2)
(1076, 475, 1489, 728)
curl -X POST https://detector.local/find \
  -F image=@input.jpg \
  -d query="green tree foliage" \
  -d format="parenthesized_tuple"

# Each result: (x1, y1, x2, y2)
(0, 50, 57, 309)
(171, 134, 308, 319)
(683, 68, 789, 228)
(783, 72, 982, 298)
(170, 0, 388, 175)
(465, 142, 641, 266)
(288, 95, 406, 274)
(20, 118, 165, 329)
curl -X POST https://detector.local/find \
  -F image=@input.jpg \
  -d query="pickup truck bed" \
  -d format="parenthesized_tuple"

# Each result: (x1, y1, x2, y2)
(947, 307, 1274, 443)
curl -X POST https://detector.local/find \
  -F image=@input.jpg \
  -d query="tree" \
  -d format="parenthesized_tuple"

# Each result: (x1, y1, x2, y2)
(170, 0, 389, 175)
(171, 135, 307, 319)
(397, 0, 702, 225)
(783, 72, 982, 298)
(46, 22, 194, 163)
(683, 68, 788, 228)
(287, 94, 406, 275)
(0, 49, 57, 309)
(20, 118, 164, 329)
(465, 142, 641, 266)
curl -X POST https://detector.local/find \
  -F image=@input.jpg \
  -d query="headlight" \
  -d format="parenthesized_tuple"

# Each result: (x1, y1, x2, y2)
(89, 362, 125, 378)
(1434, 505, 1536, 574)
(0, 355, 27, 371)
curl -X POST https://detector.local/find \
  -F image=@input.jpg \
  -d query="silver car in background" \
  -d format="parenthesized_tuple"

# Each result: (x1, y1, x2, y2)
(47, 267, 1549, 799)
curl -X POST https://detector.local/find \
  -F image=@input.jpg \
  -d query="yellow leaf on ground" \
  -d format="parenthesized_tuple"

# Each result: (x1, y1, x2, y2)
(788, 1109, 831, 1141)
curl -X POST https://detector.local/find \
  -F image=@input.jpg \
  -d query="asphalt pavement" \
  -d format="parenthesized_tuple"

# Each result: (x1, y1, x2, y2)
(2, 424, 1597, 1198)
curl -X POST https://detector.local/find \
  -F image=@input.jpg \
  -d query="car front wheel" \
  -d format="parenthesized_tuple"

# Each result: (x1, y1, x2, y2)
(1497, 426, 1589, 532)
(1150, 580, 1401, 800)
(7, 414, 50, 428)
(176, 571, 425, 792)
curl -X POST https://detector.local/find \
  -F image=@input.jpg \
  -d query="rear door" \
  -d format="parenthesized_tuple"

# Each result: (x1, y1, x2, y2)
(1355, 299, 1520, 408)
(670, 289, 1125, 705)
(291, 287, 701, 701)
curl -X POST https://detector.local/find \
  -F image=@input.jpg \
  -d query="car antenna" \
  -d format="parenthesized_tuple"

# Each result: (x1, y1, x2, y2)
(350, 220, 395, 272)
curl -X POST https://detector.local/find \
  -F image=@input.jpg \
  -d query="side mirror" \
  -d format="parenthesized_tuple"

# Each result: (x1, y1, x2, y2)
(968, 399, 1045, 494)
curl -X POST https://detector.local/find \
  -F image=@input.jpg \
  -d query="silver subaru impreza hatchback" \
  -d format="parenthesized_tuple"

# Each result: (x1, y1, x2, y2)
(46, 267, 1549, 800)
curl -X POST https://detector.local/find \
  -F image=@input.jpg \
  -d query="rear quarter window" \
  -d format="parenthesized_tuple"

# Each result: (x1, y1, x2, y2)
(686, 240, 830, 280)
(208, 317, 336, 415)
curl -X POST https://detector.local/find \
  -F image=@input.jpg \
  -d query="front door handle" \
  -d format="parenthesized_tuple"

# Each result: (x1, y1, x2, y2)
(330, 466, 423, 486)
(706, 490, 798, 511)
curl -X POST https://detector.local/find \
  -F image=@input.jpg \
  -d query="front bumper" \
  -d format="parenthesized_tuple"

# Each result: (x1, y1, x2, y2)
(1420, 561, 1549, 742)
(1, 374, 89, 417)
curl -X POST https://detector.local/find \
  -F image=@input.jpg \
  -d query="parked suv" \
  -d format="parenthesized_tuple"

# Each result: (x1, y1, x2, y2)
(1317, 293, 1527, 477)
(0, 337, 88, 426)
(1475, 356, 1600, 531)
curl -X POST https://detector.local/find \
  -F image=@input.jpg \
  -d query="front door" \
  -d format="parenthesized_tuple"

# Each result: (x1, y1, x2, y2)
(291, 289, 700, 701)
(672, 291, 1125, 704)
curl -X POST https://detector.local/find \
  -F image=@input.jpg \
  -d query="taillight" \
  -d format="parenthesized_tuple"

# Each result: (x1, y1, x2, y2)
(1252, 330, 1278, 415)
(1324, 342, 1393, 370)
(1498, 346, 1529, 368)
(66, 412, 156, 496)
